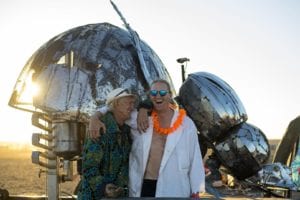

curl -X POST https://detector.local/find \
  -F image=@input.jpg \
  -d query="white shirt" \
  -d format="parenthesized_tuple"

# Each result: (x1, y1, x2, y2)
(98, 107, 206, 197)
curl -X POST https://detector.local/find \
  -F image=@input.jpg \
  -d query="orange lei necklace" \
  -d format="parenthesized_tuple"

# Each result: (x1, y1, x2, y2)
(152, 108, 186, 135)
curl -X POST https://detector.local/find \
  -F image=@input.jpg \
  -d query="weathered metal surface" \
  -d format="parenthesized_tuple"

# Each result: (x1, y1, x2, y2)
(110, 0, 156, 85)
(249, 162, 296, 190)
(214, 122, 270, 180)
(52, 122, 84, 159)
(9, 23, 174, 120)
(273, 116, 300, 165)
(178, 72, 248, 142)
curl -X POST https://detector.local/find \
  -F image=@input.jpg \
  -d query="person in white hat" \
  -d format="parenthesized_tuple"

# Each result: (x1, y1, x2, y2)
(88, 80, 205, 199)
(77, 88, 136, 199)
(88, 88, 141, 139)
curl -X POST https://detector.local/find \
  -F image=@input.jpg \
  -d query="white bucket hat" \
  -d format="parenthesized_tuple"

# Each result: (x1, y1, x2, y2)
(106, 88, 136, 105)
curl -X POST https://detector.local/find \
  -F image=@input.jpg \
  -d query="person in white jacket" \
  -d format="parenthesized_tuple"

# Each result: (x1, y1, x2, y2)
(88, 79, 205, 198)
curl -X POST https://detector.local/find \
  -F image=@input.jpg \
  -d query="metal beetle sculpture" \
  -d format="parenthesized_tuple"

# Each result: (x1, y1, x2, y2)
(7, 2, 295, 199)
(8, 22, 174, 199)
(178, 72, 270, 179)
(178, 71, 295, 196)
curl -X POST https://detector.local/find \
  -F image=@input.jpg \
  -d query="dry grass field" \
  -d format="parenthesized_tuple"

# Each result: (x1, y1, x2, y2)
(0, 144, 79, 196)
(0, 140, 280, 196)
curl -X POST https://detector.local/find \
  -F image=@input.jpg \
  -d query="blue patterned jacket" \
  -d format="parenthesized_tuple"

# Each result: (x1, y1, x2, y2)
(77, 112, 131, 199)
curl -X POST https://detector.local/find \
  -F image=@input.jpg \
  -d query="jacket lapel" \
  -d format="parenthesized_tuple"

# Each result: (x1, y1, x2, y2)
(142, 120, 153, 171)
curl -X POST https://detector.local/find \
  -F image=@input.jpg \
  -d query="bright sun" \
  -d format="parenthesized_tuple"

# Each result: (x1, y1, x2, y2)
(17, 70, 40, 104)
(21, 81, 39, 103)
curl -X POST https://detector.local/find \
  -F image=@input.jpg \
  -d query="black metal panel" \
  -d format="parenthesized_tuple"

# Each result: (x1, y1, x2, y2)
(214, 122, 270, 180)
(178, 72, 247, 142)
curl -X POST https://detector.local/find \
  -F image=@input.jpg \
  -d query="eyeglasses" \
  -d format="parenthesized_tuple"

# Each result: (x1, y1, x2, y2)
(149, 90, 168, 97)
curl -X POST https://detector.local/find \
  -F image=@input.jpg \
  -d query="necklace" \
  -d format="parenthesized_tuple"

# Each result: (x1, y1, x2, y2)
(152, 109, 186, 135)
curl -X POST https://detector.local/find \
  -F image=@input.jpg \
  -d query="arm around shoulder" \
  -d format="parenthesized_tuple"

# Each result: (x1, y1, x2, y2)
(88, 106, 109, 139)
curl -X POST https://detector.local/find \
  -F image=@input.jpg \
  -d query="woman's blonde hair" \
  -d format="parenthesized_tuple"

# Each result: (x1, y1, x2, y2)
(150, 79, 173, 97)
(151, 79, 178, 107)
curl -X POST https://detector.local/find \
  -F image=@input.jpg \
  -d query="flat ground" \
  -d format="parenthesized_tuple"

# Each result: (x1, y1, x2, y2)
(0, 140, 284, 199)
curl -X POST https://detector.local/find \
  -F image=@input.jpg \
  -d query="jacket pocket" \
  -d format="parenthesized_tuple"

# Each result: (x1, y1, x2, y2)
(176, 147, 190, 170)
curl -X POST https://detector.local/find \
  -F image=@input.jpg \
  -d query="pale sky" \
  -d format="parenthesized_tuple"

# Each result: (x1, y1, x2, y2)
(0, 0, 299, 143)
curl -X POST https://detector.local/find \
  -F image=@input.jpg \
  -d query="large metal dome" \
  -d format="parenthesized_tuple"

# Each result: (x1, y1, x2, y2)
(9, 23, 174, 120)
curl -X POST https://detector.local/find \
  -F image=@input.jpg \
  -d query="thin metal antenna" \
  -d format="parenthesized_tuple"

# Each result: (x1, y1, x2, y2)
(110, 0, 152, 85)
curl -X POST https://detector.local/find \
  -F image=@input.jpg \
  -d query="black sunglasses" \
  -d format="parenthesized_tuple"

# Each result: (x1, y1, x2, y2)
(149, 90, 168, 97)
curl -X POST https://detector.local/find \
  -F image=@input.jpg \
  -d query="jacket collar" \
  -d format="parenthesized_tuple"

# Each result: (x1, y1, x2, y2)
(142, 110, 183, 172)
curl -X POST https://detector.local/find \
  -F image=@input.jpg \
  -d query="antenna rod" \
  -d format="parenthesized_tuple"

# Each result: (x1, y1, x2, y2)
(110, 0, 152, 85)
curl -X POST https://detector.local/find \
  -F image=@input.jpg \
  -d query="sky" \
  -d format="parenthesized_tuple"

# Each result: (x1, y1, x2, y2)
(0, 0, 299, 144)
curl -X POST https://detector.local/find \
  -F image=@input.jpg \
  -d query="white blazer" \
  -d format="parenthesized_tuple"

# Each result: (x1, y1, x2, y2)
(128, 110, 205, 197)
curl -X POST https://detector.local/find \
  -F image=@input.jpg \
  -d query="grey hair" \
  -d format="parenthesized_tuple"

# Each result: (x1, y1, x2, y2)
(108, 99, 118, 111)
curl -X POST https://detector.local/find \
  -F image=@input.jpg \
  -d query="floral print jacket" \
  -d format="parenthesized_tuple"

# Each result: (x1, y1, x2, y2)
(77, 112, 131, 200)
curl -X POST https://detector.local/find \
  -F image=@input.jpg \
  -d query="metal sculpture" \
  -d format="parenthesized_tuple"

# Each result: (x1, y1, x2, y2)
(8, 21, 174, 200)
(178, 72, 296, 196)
(6, 1, 297, 199)
(9, 22, 174, 116)
(273, 116, 300, 165)
(178, 72, 248, 143)
(250, 162, 296, 190)
(214, 122, 270, 180)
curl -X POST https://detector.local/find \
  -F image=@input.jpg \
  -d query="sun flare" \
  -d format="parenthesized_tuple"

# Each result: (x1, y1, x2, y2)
(18, 70, 40, 103)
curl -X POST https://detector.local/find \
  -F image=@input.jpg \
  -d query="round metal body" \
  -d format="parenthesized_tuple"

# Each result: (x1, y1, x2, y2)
(214, 122, 270, 180)
(9, 23, 174, 120)
(179, 72, 247, 142)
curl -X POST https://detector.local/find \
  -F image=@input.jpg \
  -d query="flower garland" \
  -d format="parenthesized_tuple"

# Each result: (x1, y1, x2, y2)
(152, 108, 186, 135)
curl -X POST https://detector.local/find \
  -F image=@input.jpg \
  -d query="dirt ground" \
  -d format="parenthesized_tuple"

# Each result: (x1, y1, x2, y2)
(0, 140, 280, 197)
(0, 145, 79, 196)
